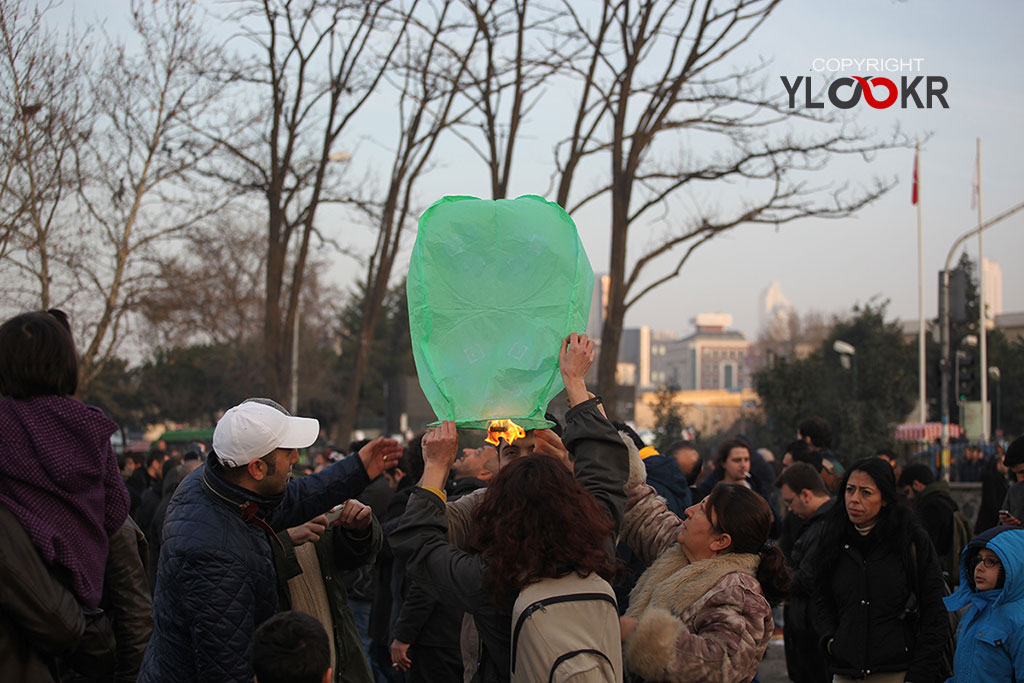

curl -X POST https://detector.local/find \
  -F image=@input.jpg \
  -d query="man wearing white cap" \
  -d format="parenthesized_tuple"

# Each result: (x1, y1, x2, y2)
(140, 399, 402, 683)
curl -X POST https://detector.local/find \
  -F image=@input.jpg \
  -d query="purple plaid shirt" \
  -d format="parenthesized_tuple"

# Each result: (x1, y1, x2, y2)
(0, 395, 130, 608)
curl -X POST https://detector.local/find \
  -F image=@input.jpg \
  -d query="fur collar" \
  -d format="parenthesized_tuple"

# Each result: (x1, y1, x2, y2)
(626, 546, 759, 618)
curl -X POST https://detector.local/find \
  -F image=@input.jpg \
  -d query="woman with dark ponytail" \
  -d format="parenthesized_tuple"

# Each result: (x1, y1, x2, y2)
(618, 470, 791, 682)
(814, 457, 950, 682)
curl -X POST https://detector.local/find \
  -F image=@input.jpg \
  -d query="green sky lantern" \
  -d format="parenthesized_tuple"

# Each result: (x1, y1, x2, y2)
(407, 195, 594, 430)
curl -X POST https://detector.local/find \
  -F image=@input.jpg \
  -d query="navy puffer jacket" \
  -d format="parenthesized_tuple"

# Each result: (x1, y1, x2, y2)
(139, 453, 370, 683)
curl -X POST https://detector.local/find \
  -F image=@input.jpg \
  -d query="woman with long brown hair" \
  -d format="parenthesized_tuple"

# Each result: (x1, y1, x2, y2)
(388, 334, 628, 683)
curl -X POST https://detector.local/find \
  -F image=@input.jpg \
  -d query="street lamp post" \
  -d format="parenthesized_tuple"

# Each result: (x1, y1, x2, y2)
(833, 340, 856, 395)
(989, 366, 1001, 436)
(289, 150, 353, 414)
(939, 200, 1024, 481)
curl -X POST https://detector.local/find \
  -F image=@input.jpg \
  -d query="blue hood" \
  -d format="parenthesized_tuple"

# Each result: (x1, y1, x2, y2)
(944, 526, 1024, 611)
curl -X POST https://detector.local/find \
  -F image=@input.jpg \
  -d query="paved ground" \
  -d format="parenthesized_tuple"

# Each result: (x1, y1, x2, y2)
(757, 634, 790, 682)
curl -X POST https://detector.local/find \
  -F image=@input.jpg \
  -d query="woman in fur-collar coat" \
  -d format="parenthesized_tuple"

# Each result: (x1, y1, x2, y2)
(619, 460, 790, 683)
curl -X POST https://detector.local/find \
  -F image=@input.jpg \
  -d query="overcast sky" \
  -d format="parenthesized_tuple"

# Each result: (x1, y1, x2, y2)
(610, 0, 1024, 338)
(59, 0, 1024, 341)
(406, 0, 1024, 339)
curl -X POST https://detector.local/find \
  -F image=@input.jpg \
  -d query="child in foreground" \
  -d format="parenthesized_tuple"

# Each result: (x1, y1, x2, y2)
(943, 526, 1024, 682)
(253, 611, 331, 683)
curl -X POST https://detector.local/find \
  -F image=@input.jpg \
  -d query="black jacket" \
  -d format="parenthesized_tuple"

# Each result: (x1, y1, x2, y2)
(814, 523, 949, 681)
(0, 506, 116, 682)
(392, 478, 486, 651)
(914, 481, 955, 559)
(787, 498, 833, 632)
(65, 516, 154, 683)
(975, 463, 1010, 534)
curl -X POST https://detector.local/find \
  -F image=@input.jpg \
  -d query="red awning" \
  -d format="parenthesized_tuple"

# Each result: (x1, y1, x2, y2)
(895, 422, 963, 442)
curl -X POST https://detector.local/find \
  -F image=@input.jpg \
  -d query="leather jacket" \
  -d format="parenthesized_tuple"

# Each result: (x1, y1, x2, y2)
(0, 505, 116, 682)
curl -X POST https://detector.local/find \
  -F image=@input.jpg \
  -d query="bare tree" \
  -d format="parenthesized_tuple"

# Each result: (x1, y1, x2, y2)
(72, 0, 228, 389)
(0, 0, 228, 391)
(138, 209, 268, 349)
(205, 0, 418, 404)
(0, 0, 92, 305)
(550, 0, 904, 413)
(137, 208, 345, 427)
(445, 0, 567, 199)
(334, 0, 475, 444)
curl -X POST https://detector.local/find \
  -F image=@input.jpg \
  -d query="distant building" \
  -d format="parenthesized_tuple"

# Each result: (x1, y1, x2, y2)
(634, 388, 762, 435)
(649, 313, 750, 391)
(618, 326, 650, 387)
(586, 274, 610, 341)
(759, 280, 793, 337)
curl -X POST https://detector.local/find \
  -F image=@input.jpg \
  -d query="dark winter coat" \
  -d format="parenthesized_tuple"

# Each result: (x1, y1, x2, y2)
(974, 463, 1010, 534)
(814, 522, 950, 681)
(642, 451, 691, 517)
(782, 498, 832, 683)
(787, 498, 833, 632)
(914, 480, 956, 562)
(393, 478, 486, 651)
(139, 452, 372, 683)
(64, 516, 154, 683)
(0, 505, 116, 682)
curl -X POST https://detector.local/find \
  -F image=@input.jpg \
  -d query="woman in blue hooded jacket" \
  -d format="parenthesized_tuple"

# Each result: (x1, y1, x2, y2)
(943, 526, 1024, 682)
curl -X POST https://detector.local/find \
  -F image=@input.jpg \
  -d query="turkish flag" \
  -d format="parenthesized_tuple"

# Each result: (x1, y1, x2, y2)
(911, 148, 919, 205)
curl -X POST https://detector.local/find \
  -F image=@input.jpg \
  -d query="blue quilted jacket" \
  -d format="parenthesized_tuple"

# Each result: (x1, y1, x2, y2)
(138, 453, 370, 682)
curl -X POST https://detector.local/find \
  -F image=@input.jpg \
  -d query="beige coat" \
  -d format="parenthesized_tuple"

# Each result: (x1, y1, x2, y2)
(621, 483, 772, 682)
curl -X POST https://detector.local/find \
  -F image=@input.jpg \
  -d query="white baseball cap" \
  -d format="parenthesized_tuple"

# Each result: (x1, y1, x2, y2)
(212, 400, 320, 467)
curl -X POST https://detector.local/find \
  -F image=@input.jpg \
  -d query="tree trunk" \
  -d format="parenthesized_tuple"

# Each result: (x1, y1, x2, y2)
(334, 313, 375, 447)
(264, 202, 287, 403)
(597, 178, 630, 419)
(334, 205, 396, 445)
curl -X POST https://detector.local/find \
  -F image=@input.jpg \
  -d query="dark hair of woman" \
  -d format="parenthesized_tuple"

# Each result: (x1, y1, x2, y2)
(706, 483, 791, 603)
(399, 431, 427, 484)
(0, 309, 78, 398)
(815, 457, 918, 574)
(469, 453, 618, 602)
(714, 437, 751, 476)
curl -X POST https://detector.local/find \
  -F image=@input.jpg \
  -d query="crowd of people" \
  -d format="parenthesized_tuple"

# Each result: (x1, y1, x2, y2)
(2, 308, 1024, 683)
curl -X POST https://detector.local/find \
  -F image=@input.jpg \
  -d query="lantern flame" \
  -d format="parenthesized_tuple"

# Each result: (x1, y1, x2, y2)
(484, 419, 526, 446)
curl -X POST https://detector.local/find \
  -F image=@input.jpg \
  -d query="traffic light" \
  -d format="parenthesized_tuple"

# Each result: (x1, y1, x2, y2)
(958, 353, 977, 401)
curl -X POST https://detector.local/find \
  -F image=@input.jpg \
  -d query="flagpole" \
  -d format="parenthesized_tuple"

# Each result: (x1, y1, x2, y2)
(976, 138, 988, 442)
(915, 140, 926, 423)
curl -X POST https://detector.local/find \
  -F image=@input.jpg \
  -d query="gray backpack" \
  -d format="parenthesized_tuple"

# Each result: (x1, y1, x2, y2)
(510, 572, 622, 683)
